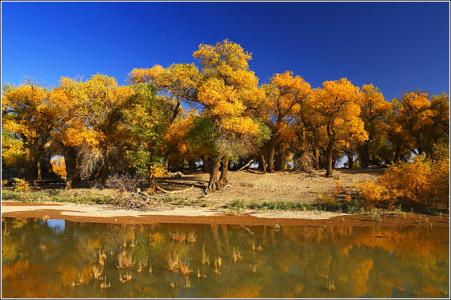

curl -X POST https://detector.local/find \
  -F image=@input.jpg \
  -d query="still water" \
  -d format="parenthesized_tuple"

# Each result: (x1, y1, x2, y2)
(2, 217, 449, 298)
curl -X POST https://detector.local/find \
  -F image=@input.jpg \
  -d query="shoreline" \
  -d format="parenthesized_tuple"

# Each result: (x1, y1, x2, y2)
(2, 201, 449, 227)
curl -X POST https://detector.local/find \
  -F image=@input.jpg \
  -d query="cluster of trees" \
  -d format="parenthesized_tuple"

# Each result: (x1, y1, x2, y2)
(2, 39, 449, 193)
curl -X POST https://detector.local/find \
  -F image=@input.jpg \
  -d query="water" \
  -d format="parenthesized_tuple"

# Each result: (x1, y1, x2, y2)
(2, 217, 449, 298)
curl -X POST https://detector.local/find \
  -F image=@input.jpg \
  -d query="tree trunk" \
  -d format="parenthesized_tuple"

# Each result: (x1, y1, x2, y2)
(202, 156, 209, 173)
(313, 147, 320, 170)
(360, 142, 370, 168)
(325, 139, 334, 177)
(64, 148, 79, 189)
(347, 153, 354, 169)
(205, 157, 221, 193)
(260, 154, 267, 173)
(147, 169, 157, 193)
(188, 160, 197, 172)
(268, 144, 276, 173)
(219, 157, 230, 187)
(25, 150, 40, 181)
(297, 128, 310, 172)
(394, 144, 401, 163)
(99, 164, 109, 185)
(38, 155, 60, 180)
(275, 148, 283, 171)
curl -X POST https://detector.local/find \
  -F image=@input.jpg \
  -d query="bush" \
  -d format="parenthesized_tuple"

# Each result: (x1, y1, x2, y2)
(429, 157, 449, 208)
(105, 174, 143, 192)
(12, 178, 31, 192)
(356, 155, 449, 210)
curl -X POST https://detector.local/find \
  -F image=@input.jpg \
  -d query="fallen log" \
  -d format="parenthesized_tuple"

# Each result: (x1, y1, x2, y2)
(237, 159, 254, 171)
(156, 184, 195, 194)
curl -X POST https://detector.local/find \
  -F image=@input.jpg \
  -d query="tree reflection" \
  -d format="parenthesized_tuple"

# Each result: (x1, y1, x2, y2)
(2, 218, 449, 298)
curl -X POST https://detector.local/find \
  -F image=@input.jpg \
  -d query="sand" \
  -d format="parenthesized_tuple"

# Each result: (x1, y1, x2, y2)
(2, 201, 448, 227)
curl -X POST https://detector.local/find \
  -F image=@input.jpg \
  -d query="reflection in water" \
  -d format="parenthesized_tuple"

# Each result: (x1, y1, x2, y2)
(2, 217, 449, 298)
(46, 219, 65, 233)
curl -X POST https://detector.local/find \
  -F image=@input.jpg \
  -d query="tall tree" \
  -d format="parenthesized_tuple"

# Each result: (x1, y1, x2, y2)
(308, 78, 367, 177)
(3, 84, 58, 181)
(192, 39, 269, 192)
(261, 71, 312, 172)
(129, 63, 201, 123)
(358, 84, 392, 167)
(121, 83, 171, 192)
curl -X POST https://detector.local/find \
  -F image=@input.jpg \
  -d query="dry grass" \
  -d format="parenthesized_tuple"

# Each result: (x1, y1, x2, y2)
(3, 169, 383, 213)
(154, 169, 383, 208)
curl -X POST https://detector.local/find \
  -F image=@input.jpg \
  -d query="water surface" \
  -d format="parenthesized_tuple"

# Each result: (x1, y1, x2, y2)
(2, 217, 449, 298)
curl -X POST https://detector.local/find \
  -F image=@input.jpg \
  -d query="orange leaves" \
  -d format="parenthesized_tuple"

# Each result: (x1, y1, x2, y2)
(360, 84, 391, 139)
(48, 75, 130, 149)
(311, 78, 362, 115)
(389, 91, 447, 156)
(193, 39, 252, 71)
(129, 65, 165, 84)
(219, 116, 259, 135)
(2, 84, 54, 143)
(263, 71, 311, 122)
(166, 113, 196, 155)
(129, 64, 200, 102)
(322, 77, 361, 102)
(401, 92, 430, 112)
(197, 78, 244, 116)
(3, 84, 48, 108)
(62, 127, 103, 148)
(361, 84, 391, 115)
(194, 40, 262, 141)
(189, 39, 271, 163)
(357, 155, 449, 209)
(309, 78, 367, 146)
(271, 71, 311, 101)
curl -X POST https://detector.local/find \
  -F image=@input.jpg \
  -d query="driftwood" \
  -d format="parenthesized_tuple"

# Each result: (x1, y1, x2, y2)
(238, 159, 254, 171)
(240, 225, 255, 236)
(114, 190, 155, 210)
(156, 184, 195, 194)
(245, 169, 262, 174)
(131, 191, 153, 202)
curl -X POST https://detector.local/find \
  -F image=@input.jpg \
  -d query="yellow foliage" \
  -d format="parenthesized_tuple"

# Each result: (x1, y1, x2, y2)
(166, 112, 197, 156)
(150, 164, 167, 178)
(197, 78, 244, 116)
(50, 156, 67, 177)
(13, 178, 31, 192)
(361, 84, 392, 124)
(356, 182, 389, 204)
(194, 39, 252, 72)
(219, 116, 260, 135)
(129, 65, 165, 84)
(193, 39, 263, 146)
(307, 78, 367, 175)
(357, 156, 449, 209)
(270, 71, 311, 115)
(129, 63, 200, 105)
(62, 128, 103, 147)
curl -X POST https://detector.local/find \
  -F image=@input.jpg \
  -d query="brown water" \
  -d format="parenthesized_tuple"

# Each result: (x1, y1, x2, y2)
(2, 217, 449, 298)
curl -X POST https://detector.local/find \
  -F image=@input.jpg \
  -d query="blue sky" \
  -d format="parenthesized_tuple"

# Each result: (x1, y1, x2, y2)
(2, 2, 449, 100)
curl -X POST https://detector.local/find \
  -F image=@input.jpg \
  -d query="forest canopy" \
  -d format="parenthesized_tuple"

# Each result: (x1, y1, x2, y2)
(2, 39, 449, 196)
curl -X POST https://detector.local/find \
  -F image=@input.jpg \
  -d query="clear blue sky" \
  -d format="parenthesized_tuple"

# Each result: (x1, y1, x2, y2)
(2, 2, 449, 100)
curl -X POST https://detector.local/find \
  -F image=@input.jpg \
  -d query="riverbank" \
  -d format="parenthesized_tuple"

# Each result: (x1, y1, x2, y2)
(2, 201, 448, 227)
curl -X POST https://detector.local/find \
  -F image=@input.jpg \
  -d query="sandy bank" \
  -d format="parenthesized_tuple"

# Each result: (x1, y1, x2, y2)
(2, 201, 448, 227)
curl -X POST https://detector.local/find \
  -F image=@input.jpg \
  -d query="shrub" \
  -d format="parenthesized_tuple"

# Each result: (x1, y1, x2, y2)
(356, 155, 449, 210)
(356, 182, 388, 204)
(13, 178, 31, 192)
(429, 157, 449, 208)
(105, 174, 143, 192)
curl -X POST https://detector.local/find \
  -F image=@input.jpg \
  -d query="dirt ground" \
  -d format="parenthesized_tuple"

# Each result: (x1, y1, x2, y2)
(156, 168, 384, 207)
(3, 201, 448, 227)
